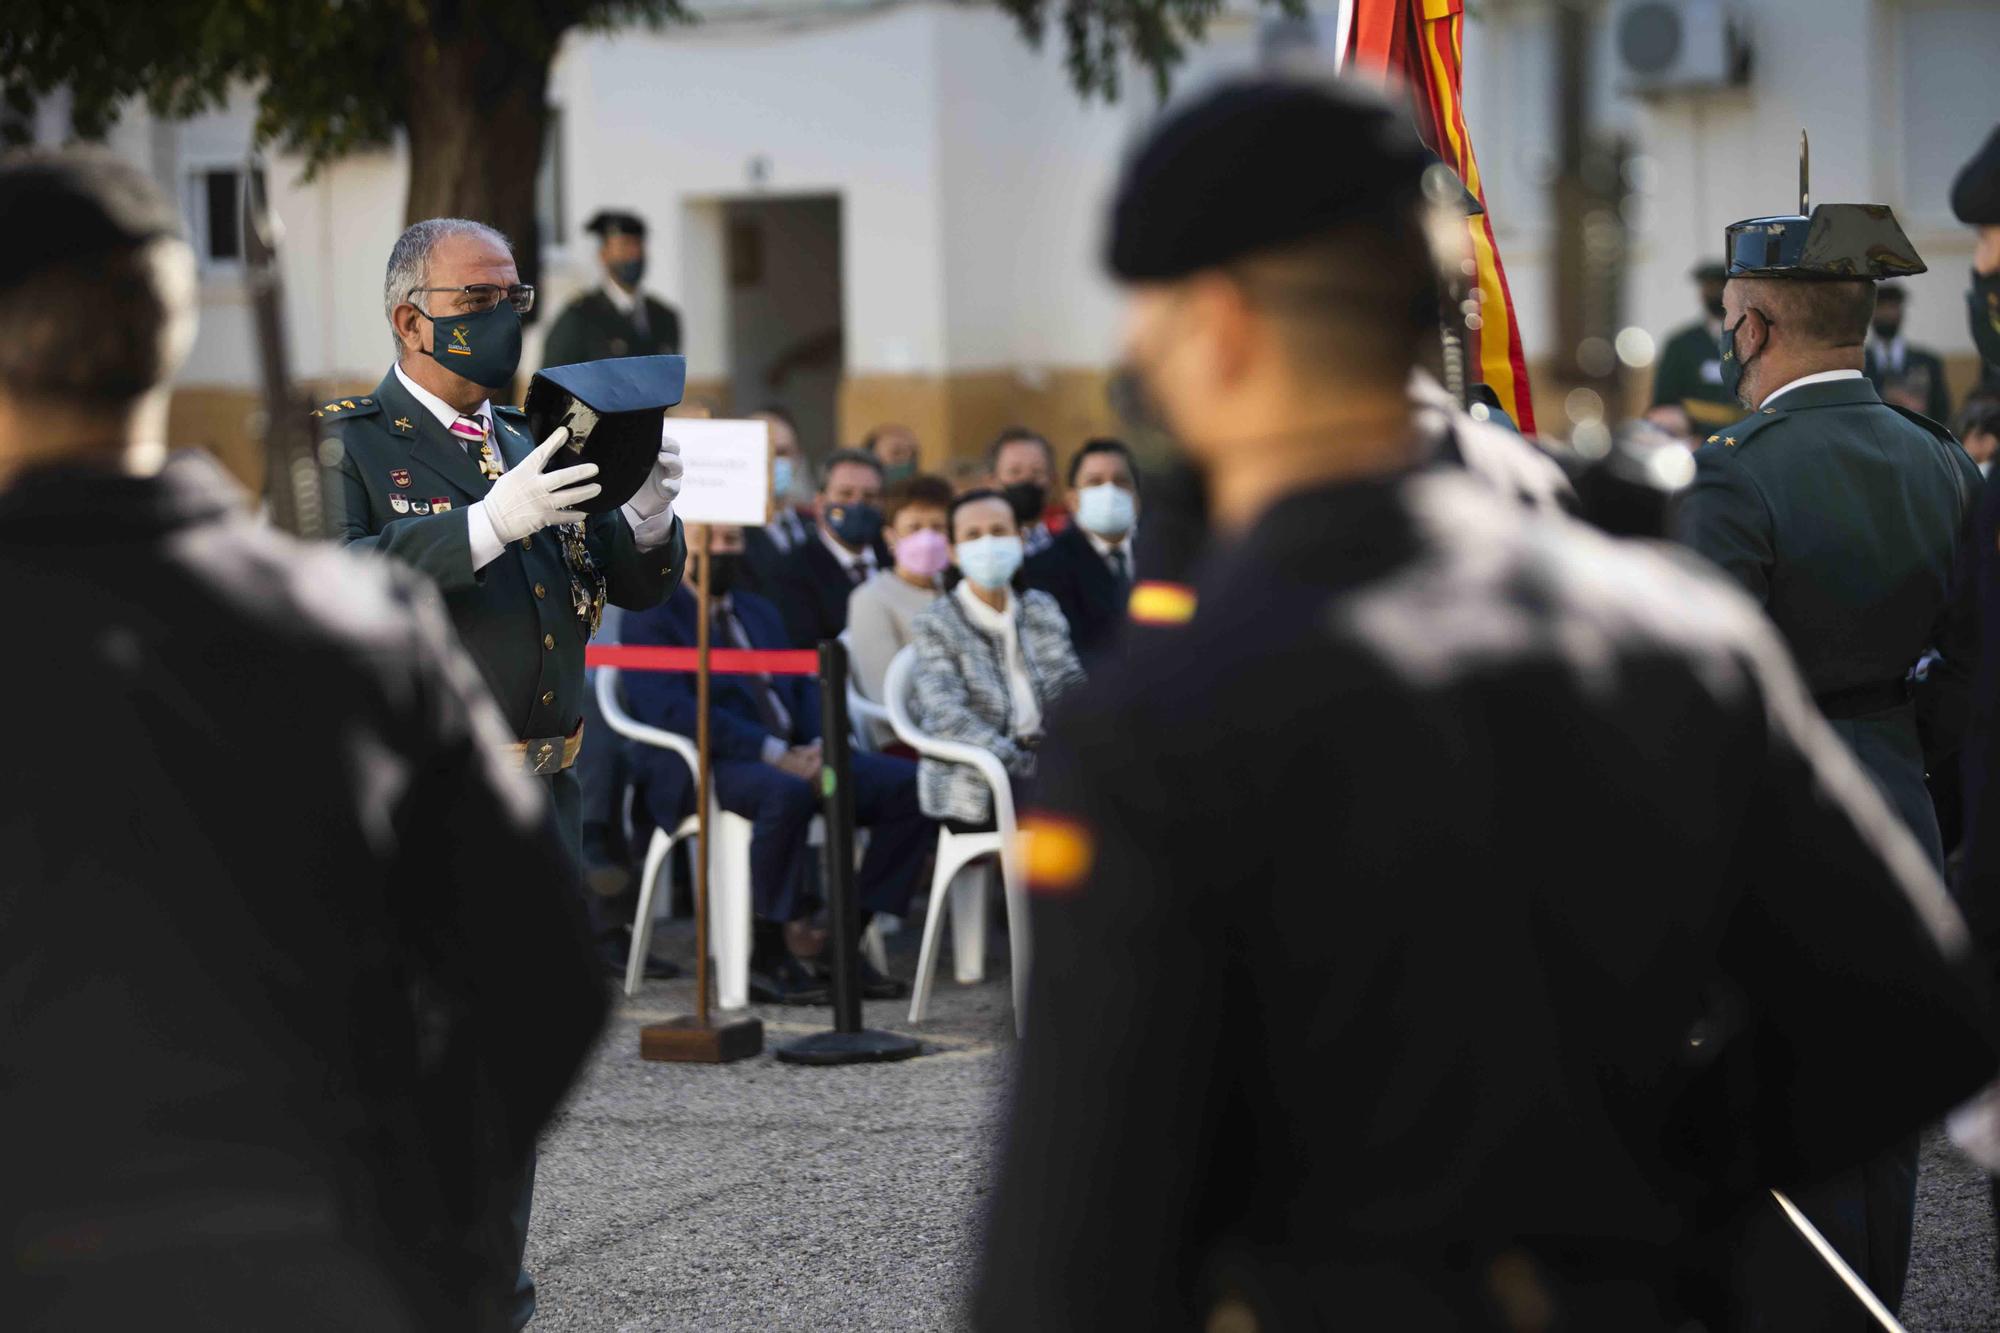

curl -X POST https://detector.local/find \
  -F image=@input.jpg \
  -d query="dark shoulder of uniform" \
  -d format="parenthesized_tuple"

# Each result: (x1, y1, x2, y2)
(310, 394, 382, 423)
(1885, 403, 1958, 448)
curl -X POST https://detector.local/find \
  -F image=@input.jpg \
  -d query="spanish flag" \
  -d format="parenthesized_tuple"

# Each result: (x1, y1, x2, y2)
(1344, 0, 1536, 434)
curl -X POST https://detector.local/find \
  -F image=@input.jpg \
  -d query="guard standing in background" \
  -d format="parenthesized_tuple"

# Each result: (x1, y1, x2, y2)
(1864, 281, 1954, 422)
(1647, 261, 1742, 438)
(327, 215, 685, 1328)
(3, 151, 606, 1330)
(1673, 191, 1980, 1323)
(975, 73, 1997, 1332)
(542, 210, 682, 366)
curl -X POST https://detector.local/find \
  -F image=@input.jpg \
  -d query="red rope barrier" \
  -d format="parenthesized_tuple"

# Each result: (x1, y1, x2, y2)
(586, 643, 821, 677)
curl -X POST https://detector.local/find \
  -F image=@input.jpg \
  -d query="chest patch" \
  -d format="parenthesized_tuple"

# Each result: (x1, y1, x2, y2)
(389, 468, 411, 488)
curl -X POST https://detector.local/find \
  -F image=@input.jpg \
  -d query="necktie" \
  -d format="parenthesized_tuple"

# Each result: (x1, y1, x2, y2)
(1109, 546, 1131, 587)
(452, 414, 504, 482)
(716, 605, 791, 737)
(847, 559, 869, 588)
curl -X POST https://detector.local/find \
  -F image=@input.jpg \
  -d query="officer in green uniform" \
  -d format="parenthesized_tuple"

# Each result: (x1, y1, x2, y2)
(1674, 193, 1979, 1325)
(325, 215, 684, 1329)
(541, 210, 682, 366)
(1648, 261, 1741, 436)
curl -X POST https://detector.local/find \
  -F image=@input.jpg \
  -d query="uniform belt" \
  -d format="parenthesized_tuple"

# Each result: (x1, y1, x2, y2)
(511, 721, 584, 776)
(1814, 679, 1910, 720)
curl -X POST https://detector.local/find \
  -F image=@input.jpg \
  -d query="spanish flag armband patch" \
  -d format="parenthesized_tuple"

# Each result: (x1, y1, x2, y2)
(1128, 580, 1197, 626)
(1019, 812, 1095, 896)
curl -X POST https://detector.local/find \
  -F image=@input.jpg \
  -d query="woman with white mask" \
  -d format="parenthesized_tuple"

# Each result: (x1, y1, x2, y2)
(909, 489, 1087, 828)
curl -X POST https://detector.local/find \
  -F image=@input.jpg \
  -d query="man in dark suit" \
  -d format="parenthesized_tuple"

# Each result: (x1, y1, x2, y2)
(622, 524, 930, 1004)
(540, 210, 682, 366)
(739, 405, 814, 599)
(1865, 281, 1954, 422)
(1025, 438, 1139, 659)
(772, 446, 887, 647)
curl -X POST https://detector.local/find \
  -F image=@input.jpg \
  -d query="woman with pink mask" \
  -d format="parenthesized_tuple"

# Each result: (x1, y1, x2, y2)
(847, 474, 954, 748)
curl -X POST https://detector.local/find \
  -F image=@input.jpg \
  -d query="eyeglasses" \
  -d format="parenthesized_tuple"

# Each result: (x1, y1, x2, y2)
(408, 283, 536, 315)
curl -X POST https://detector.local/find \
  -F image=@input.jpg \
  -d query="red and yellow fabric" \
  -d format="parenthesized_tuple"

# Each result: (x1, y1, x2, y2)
(1346, 0, 1536, 433)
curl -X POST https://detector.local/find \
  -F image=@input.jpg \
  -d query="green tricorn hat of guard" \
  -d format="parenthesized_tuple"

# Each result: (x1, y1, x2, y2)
(1723, 203, 1927, 280)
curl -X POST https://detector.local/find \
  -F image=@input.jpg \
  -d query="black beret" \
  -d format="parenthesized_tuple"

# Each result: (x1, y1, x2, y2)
(1106, 73, 1430, 282)
(584, 209, 647, 239)
(0, 148, 183, 293)
(1952, 124, 2000, 226)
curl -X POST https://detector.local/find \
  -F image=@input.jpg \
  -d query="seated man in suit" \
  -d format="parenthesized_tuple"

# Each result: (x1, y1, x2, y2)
(1025, 439, 1139, 660)
(1866, 281, 1954, 422)
(773, 447, 886, 647)
(622, 524, 927, 1004)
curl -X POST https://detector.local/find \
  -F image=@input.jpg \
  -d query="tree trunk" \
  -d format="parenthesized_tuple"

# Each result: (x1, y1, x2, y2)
(401, 12, 555, 329)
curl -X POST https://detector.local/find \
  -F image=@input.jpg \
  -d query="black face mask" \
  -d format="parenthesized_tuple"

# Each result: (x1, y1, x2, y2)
(1872, 317, 1903, 341)
(1002, 482, 1047, 526)
(1704, 296, 1727, 321)
(1970, 271, 2000, 371)
(705, 553, 740, 597)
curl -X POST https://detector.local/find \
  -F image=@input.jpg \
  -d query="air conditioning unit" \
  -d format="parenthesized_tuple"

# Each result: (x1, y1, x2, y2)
(1615, 0, 1751, 97)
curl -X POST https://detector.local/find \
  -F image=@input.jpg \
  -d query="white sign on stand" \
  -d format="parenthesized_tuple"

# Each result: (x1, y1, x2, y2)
(668, 418, 772, 526)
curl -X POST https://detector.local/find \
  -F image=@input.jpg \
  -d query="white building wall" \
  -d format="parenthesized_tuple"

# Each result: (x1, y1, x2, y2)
(932, 6, 1142, 372)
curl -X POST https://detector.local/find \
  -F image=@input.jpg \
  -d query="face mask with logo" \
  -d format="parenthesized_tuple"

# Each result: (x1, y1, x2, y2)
(956, 534, 1024, 590)
(1075, 482, 1137, 539)
(894, 528, 950, 579)
(1002, 481, 1047, 526)
(826, 501, 884, 550)
(423, 302, 523, 390)
(1970, 271, 2000, 370)
(610, 257, 646, 289)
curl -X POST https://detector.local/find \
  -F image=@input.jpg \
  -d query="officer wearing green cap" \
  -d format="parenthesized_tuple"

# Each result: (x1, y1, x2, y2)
(1674, 180, 1980, 1324)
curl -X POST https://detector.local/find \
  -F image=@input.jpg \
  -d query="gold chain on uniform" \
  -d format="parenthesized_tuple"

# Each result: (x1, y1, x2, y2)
(561, 523, 606, 639)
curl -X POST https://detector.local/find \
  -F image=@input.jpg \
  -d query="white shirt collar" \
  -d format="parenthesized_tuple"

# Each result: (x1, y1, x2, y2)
(818, 523, 877, 572)
(395, 362, 491, 433)
(1082, 526, 1133, 562)
(1759, 368, 1866, 411)
(600, 279, 641, 316)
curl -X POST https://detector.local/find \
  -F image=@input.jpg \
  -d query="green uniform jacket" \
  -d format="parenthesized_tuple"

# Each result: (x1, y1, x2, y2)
(541, 288, 681, 366)
(1650, 321, 1740, 430)
(1674, 375, 1975, 698)
(324, 368, 685, 743)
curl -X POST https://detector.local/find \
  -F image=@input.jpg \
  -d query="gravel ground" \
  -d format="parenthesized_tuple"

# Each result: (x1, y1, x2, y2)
(527, 917, 1999, 1331)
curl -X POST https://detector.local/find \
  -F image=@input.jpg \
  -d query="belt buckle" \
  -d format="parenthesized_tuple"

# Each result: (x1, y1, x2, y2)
(527, 737, 562, 776)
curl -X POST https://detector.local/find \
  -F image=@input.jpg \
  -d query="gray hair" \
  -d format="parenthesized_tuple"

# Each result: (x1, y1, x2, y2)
(383, 217, 511, 349)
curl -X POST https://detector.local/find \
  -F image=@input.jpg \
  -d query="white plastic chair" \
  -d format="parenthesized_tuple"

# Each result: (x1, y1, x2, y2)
(881, 645, 1029, 1036)
(838, 628, 894, 755)
(595, 666, 756, 1009)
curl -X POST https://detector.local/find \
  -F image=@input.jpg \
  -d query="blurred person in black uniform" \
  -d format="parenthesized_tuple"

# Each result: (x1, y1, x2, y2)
(1864, 281, 1954, 422)
(974, 74, 1999, 1333)
(1024, 439, 1140, 659)
(541, 210, 681, 365)
(0, 150, 605, 1330)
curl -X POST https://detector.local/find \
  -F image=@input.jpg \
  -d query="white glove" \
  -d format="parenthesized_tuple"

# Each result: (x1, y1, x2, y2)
(477, 426, 600, 545)
(624, 432, 683, 549)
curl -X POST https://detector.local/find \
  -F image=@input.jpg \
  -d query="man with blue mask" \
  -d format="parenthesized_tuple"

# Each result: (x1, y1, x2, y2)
(772, 446, 887, 647)
(325, 216, 685, 1330)
(1025, 438, 1140, 659)
(541, 210, 682, 366)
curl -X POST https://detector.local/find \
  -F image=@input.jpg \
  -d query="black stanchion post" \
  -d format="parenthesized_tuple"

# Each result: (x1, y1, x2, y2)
(775, 639, 921, 1067)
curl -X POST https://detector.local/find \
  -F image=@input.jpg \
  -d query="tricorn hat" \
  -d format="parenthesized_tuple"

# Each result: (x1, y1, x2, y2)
(1723, 203, 1926, 280)
(526, 355, 686, 515)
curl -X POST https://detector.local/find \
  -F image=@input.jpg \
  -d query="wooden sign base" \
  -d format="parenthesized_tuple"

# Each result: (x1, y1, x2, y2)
(640, 1015, 765, 1064)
